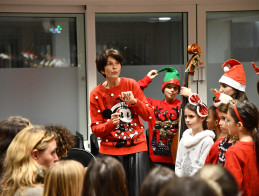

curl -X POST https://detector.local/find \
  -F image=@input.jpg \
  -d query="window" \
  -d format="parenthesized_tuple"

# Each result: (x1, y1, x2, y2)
(95, 12, 187, 106)
(0, 13, 87, 139)
(96, 13, 185, 66)
(0, 15, 80, 68)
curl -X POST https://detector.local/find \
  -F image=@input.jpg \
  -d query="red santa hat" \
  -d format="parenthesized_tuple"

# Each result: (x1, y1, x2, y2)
(219, 59, 246, 92)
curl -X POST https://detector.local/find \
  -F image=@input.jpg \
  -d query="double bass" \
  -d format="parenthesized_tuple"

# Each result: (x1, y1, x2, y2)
(178, 43, 203, 140)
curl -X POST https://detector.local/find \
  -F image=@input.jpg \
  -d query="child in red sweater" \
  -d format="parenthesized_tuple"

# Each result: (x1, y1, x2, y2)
(225, 102, 259, 196)
(138, 68, 182, 169)
(205, 92, 234, 165)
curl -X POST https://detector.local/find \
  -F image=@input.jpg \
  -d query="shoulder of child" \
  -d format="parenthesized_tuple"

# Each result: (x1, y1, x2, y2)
(203, 130, 216, 139)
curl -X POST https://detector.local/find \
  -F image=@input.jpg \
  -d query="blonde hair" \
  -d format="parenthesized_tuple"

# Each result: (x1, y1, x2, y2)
(43, 160, 85, 196)
(0, 126, 55, 196)
(195, 165, 238, 196)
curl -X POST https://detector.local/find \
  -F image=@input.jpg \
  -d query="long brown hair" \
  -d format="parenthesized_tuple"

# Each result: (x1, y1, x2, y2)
(82, 156, 128, 196)
(139, 166, 176, 196)
(232, 89, 248, 102)
(228, 102, 259, 163)
(0, 116, 30, 177)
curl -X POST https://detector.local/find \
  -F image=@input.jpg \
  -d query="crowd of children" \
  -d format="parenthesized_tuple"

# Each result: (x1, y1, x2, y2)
(0, 48, 258, 196)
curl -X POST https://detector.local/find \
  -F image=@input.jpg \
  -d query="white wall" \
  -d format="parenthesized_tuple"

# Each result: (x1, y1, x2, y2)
(0, 68, 80, 132)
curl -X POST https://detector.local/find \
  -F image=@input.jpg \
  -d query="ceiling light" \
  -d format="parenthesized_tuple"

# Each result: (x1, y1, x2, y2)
(159, 17, 171, 21)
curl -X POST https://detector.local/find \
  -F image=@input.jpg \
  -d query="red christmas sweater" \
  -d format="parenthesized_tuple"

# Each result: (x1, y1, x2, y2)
(90, 77, 154, 155)
(225, 141, 259, 196)
(138, 76, 182, 163)
(205, 137, 224, 164)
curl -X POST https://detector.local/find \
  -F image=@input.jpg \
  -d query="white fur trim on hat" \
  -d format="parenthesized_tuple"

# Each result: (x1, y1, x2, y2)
(219, 75, 246, 92)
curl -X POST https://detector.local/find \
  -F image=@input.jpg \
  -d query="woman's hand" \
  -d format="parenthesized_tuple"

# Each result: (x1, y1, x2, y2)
(147, 70, 158, 80)
(119, 91, 137, 105)
(180, 87, 192, 97)
(111, 108, 120, 126)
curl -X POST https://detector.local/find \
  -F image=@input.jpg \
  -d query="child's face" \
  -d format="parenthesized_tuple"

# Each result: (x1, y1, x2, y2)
(218, 111, 229, 135)
(220, 83, 235, 97)
(206, 108, 216, 130)
(185, 108, 204, 130)
(226, 110, 239, 137)
(164, 83, 179, 102)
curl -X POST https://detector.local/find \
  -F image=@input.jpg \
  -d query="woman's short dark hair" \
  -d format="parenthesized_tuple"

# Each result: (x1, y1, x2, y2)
(96, 49, 123, 78)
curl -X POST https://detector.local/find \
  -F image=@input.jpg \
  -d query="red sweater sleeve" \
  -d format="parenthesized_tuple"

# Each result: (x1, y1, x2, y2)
(90, 89, 117, 138)
(205, 138, 223, 164)
(138, 75, 152, 91)
(131, 79, 154, 121)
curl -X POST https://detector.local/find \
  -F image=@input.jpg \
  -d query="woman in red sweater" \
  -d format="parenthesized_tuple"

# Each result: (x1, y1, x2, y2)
(90, 49, 154, 196)
(225, 102, 259, 196)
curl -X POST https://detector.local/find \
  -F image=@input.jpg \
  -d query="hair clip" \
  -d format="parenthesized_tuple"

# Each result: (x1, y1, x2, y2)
(210, 89, 233, 107)
(188, 93, 208, 117)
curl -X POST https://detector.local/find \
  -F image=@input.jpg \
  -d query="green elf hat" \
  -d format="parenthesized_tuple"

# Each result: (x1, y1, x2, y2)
(157, 67, 181, 92)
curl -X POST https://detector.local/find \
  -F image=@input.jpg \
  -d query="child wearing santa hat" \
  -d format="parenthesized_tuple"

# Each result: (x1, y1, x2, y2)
(181, 59, 249, 102)
(219, 59, 248, 102)
(138, 67, 182, 170)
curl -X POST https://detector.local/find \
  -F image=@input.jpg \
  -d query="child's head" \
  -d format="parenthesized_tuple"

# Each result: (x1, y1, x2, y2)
(43, 160, 85, 196)
(227, 102, 258, 137)
(227, 102, 259, 161)
(139, 166, 176, 196)
(157, 67, 181, 101)
(219, 59, 248, 101)
(217, 103, 230, 135)
(163, 83, 180, 102)
(185, 94, 208, 130)
(206, 106, 219, 131)
(219, 83, 248, 101)
(82, 156, 128, 196)
(195, 165, 239, 196)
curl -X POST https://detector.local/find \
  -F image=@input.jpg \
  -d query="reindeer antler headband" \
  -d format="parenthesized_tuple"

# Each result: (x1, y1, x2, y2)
(188, 93, 208, 117)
